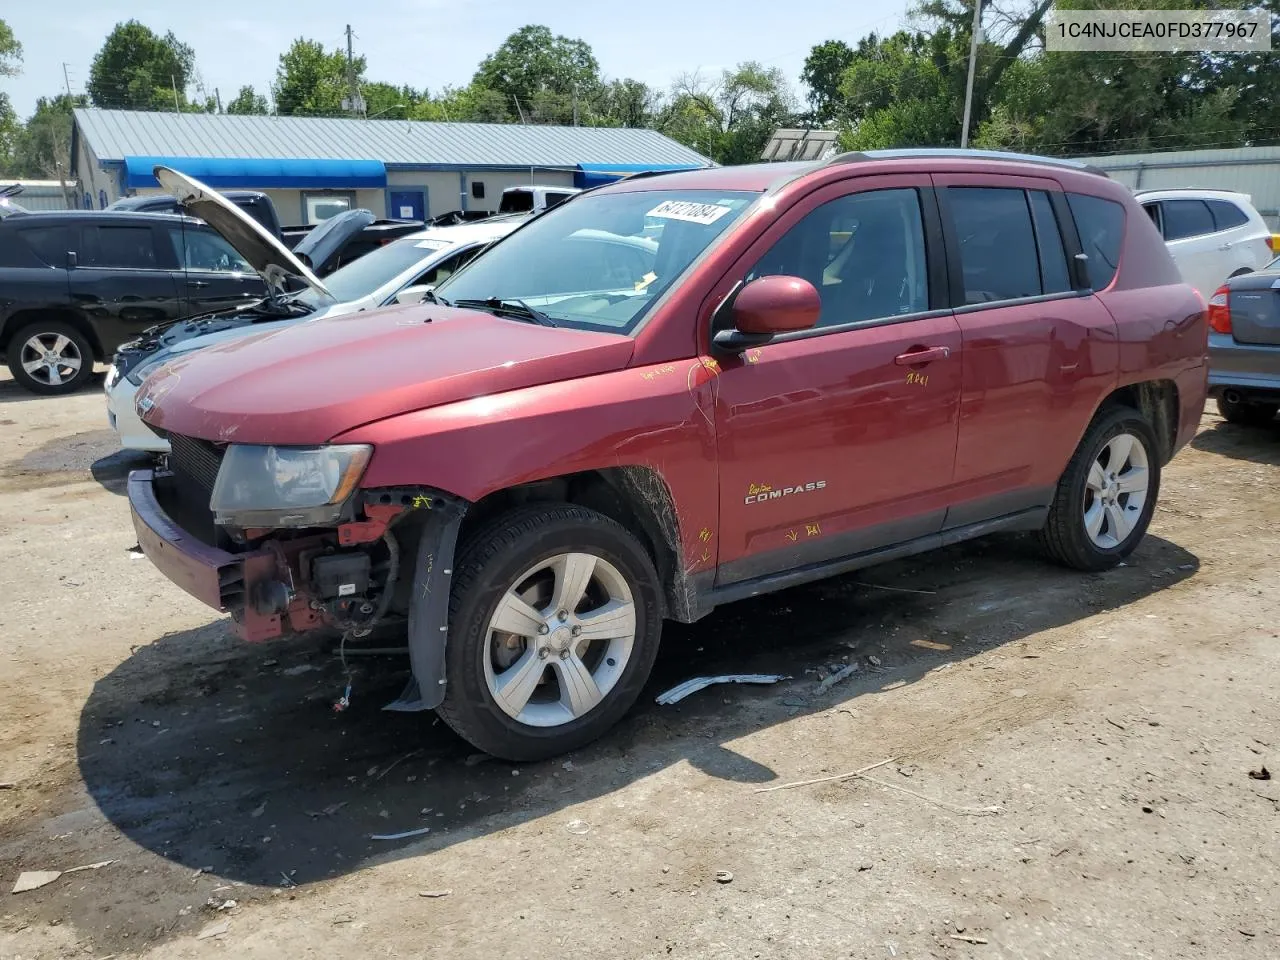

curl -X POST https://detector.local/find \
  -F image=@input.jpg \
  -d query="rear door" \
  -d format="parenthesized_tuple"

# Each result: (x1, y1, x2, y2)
(934, 176, 1120, 526)
(162, 222, 265, 317)
(1205, 198, 1268, 276)
(1159, 197, 1229, 295)
(69, 222, 182, 353)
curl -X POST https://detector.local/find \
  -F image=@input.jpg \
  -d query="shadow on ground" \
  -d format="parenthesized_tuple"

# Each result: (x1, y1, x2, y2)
(0, 372, 104, 405)
(1191, 419, 1280, 464)
(61, 531, 1198, 922)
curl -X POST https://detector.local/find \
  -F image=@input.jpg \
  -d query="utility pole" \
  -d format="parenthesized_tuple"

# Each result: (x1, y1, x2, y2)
(572, 83, 578, 126)
(61, 63, 73, 100)
(215, 87, 223, 113)
(345, 24, 363, 117)
(959, 0, 983, 148)
(171, 74, 182, 112)
(512, 96, 527, 123)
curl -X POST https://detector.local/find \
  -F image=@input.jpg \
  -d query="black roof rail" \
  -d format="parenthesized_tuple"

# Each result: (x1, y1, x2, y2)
(824, 147, 1111, 179)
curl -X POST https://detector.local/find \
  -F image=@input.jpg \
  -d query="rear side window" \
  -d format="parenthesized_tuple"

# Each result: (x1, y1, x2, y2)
(1161, 199, 1215, 241)
(947, 187, 1041, 303)
(18, 225, 71, 267)
(1066, 193, 1125, 290)
(80, 225, 160, 269)
(1206, 199, 1249, 231)
(1028, 191, 1072, 294)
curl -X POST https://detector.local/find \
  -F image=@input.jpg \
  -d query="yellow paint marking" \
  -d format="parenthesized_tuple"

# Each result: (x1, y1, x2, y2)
(785, 530, 798, 542)
(805, 522, 822, 537)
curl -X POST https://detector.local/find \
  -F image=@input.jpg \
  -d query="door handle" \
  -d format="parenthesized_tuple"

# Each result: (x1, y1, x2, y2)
(187, 280, 209, 288)
(1218, 242, 1232, 251)
(894, 345, 951, 365)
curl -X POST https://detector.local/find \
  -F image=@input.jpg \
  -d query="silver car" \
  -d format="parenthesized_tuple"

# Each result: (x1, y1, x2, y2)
(1207, 254, 1280, 425)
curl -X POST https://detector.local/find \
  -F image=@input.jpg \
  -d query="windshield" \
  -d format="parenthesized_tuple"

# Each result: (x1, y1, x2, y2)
(435, 189, 756, 333)
(296, 236, 450, 306)
(0, 196, 30, 218)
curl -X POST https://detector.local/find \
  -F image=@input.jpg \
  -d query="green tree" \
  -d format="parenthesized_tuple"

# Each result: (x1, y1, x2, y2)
(474, 25, 601, 123)
(87, 21, 196, 110)
(0, 17, 21, 77)
(274, 38, 363, 116)
(10, 95, 83, 204)
(660, 63, 797, 164)
(801, 39, 855, 124)
(226, 85, 269, 115)
(361, 81, 426, 119)
(413, 84, 512, 123)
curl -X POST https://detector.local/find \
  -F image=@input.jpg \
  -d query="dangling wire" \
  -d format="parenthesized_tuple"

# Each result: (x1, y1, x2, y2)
(333, 629, 354, 712)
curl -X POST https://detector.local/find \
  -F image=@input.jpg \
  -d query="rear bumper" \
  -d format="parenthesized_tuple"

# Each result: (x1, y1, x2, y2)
(128, 469, 283, 641)
(1208, 332, 1280, 399)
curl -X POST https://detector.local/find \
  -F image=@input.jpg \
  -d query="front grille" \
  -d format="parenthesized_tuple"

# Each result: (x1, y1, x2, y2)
(158, 434, 229, 549)
(168, 433, 225, 492)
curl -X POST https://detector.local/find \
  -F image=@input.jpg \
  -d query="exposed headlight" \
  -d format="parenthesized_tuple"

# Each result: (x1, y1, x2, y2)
(210, 444, 372, 528)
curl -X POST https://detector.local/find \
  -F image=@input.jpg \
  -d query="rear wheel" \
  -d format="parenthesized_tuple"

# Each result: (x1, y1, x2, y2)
(436, 504, 663, 761)
(1039, 406, 1161, 572)
(7, 320, 95, 395)
(1217, 395, 1278, 427)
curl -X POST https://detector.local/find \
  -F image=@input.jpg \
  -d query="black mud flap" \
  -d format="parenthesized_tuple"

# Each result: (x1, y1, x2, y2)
(382, 495, 467, 713)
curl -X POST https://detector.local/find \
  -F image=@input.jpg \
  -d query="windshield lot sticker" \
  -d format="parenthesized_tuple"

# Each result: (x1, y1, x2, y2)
(634, 271, 658, 292)
(745, 480, 826, 505)
(646, 200, 733, 225)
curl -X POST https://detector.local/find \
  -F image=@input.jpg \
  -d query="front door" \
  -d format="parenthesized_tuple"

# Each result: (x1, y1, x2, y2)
(388, 190, 426, 222)
(163, 223, 266, 318)
(712, 176, 963, 585)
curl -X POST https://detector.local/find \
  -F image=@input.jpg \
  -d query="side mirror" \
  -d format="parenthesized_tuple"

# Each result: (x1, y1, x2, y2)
(392, 284, 432, 305)
(712, 275, 821, 353)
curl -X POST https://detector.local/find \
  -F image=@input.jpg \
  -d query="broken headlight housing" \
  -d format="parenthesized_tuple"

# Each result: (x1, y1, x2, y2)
(209, 443, 372, 528)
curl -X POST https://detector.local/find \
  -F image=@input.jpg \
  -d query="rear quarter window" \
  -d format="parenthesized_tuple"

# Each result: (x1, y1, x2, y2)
(1066, 193, 1125, 290)
(1206, 199, 1250, 231)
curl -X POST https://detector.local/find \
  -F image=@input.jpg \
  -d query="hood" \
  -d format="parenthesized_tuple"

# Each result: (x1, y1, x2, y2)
(137, 305, 635, 445)
(292, 208, 376, 274)
(155, 166, 333, 299)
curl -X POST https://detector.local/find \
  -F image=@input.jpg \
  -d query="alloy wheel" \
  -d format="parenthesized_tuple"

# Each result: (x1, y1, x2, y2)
(1083, 432, 1150, 549)
(20, 333, 83, 388)
(482, 552, 636, 728)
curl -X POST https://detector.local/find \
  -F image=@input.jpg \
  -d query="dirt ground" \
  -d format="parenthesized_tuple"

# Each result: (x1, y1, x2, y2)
(0, 368, 1277, 960)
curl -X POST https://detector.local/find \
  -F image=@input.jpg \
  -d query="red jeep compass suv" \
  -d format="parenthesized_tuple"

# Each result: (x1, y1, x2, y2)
(129, 150, 1207, 760)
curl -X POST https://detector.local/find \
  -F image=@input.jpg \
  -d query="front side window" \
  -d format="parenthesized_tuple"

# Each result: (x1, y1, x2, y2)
(81, 225, 159, 269)
(170, 226, 252, 273)
(947, 187, 1041, 304)
(1161, 199, 1216, 241)
(435, 189, 756, 333)
(412, 245, 483, 287)
(746, 187, 929, 327)
(1066, 193, 1125, 290)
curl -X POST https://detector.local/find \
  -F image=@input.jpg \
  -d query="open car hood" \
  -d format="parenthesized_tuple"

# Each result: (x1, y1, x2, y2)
(155, 166, 333, 299)
(292, 208, 376, 273)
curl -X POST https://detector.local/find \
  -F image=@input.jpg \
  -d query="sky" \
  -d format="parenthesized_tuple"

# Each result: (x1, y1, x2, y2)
(3, 0, 912, 119)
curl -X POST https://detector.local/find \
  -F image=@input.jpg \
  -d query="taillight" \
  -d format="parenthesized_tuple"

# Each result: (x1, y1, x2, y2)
(1269, 234, 1280, 254)
(1207, 284, 1231, 335)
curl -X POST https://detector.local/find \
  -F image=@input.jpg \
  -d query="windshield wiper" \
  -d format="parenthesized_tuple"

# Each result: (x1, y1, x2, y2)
(452, 297, 556, 327)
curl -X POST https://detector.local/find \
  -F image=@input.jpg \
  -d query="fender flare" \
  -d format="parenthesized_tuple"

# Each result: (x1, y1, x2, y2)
(384, 493, 469, 713)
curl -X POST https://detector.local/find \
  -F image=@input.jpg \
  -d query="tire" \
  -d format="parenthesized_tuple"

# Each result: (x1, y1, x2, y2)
(1038, 405, 1161, 572)
(7, 320, 95, 395)
(1216, 395, 1278, 427)
(436, 504, 663, 761)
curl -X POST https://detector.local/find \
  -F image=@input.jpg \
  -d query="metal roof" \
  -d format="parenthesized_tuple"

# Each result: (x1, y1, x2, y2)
(74, 108, 713, 170)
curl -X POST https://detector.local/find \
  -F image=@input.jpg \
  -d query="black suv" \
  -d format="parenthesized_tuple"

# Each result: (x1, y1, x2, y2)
(0, 209, 265, 395)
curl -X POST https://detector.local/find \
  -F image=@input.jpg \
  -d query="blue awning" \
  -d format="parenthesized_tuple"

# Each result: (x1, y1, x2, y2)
(123, 156, 387, 189)
(574, 162, 706, 189)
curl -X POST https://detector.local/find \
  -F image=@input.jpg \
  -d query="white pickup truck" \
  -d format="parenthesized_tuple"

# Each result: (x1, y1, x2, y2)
(497, 185, 581, 215)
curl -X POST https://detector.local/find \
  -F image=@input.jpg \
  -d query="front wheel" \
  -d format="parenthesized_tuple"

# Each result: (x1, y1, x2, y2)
(437, 504, 663, 761)
(1038, 406, 1161, 572)
(1217, 395, 1278, 427)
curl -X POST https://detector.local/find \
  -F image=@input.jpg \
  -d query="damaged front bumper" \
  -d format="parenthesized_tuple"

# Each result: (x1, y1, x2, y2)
(127, 468, 469, 711)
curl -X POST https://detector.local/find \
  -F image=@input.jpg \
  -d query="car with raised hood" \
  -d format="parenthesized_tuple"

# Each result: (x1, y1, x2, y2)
(106, 169, 528, 453)
(1204, 252, 1280, 426)
(128, 148, 1207, 761)
(0, 185, 379, 396)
